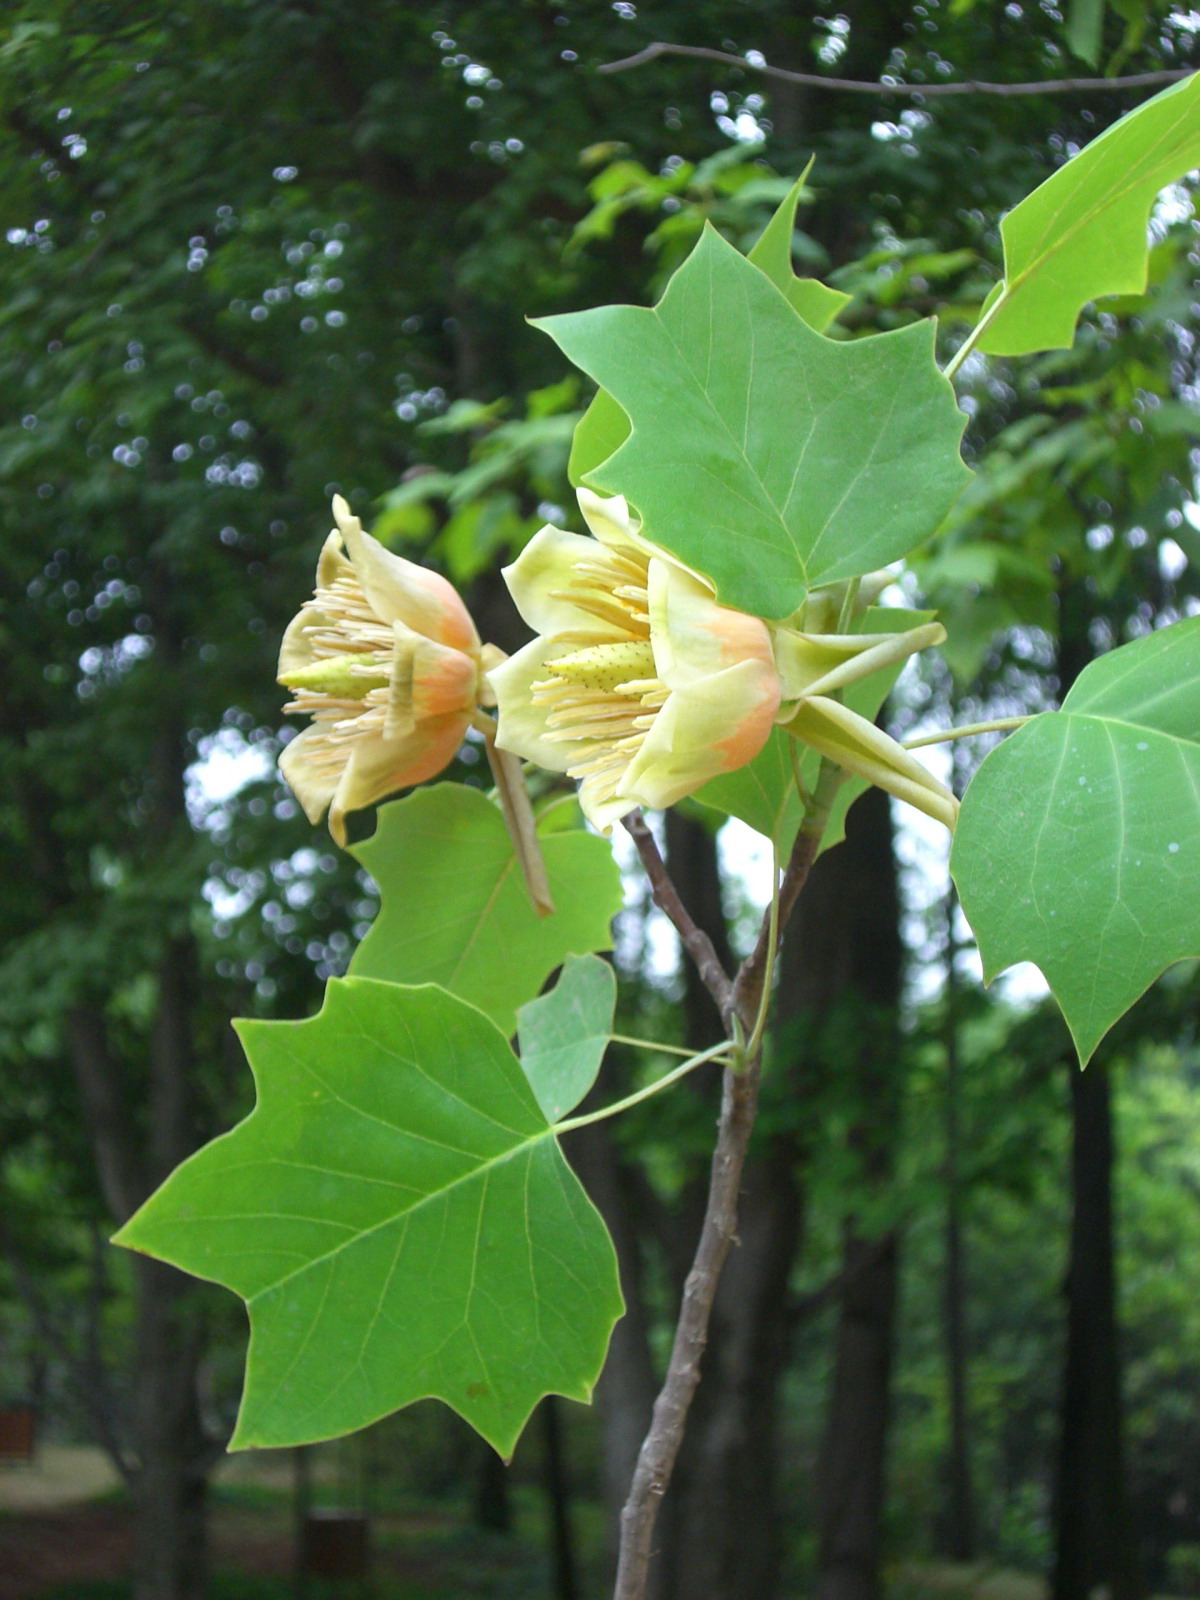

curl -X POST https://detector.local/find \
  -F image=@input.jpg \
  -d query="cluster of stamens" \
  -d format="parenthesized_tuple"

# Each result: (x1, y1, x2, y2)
(282, 569, 395, 776)
(532, 548, 669, 809)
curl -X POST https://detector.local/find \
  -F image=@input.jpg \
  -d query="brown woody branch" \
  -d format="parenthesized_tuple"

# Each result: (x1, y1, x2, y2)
(615, 797, 832, 1600)
(621, 810, 733, 1019)
(597, 41, 1194, 97)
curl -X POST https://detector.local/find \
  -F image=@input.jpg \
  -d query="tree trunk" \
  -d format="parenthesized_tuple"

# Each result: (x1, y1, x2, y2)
(1052, 582, 1140, 1600)
(67, 934, 217, 1600)
(541, 1397, 580, 1600)
(1052, 1060, 1140, 1600)
(815, 1230, 900, 1600)
(566, 1114, 660, 1595)
(807, 788, 905, 1600)
(132, 1256, 210, 1600)
(942, 895, 975, 1560)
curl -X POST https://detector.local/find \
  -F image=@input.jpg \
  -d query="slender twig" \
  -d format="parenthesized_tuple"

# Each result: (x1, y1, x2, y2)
(733, 760, 842, 1023)
(622, 810, 734, 1016)
(555, 1040, 736, 1134)
(903, 715, 1033, 749)
(744, 846, 781, 1063)
(596, 41, 1194, 97)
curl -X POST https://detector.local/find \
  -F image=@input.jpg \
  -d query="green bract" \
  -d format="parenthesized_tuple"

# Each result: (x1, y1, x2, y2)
(976, 71, 1200, 356)
(115, 978, 624, 1458)
(536, 226, 970, 620)
(951, 618, 1200, 1064)
(348, 784, 622, 1035)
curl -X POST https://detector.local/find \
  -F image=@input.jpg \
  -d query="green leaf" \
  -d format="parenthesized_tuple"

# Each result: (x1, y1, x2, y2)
(695, 608, 933, 851)
(114, 978, 623, 1457)
(568, 388, 630, 488)
(517, 954, 616, 1121)
(747, 174, 851, 333)
(349, 784, 622, 1036)
(1064, 0, 1105, 65)
(951, 618, 1200, 1064)
(536, 226, 969, 619)
(977, 73, 1200, 356)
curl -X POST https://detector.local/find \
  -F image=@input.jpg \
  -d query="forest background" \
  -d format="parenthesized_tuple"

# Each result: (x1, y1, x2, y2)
(1, 4, 1200, 1600)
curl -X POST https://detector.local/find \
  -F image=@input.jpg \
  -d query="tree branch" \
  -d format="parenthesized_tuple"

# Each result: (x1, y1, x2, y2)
(622, 810, 733, 1019)
(597, 41, 1194, 97)
(613, 1040, 764, 1599)
(614, 796, 830, 1600)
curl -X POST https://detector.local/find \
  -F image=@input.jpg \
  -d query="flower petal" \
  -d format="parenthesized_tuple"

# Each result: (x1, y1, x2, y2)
(501, 524, 631, 640)
(579, 487, 698, 577)
(648, 559, 776, 690)
(577, 773, 641, 834)
(327, 710, 471, 846)
(278, 725, 342, 825)
(618, 658, 780, 811)
(278, 607, 323, 680)
(489, 638, 576, 774)
(332, 496, 479, 653)
(316, 528, 353, 591)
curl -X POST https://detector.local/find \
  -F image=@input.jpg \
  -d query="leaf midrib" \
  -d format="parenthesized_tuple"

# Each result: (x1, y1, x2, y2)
(249, 1127, 557, 1304)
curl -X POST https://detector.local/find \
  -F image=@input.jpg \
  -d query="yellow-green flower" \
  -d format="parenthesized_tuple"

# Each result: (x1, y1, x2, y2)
(488, 490, 782, 829)
(278, 497, 483, 845)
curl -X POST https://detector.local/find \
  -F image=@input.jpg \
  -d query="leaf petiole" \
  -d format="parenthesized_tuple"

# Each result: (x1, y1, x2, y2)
(903, 715, 1033, 750)
(553, 1040, 736, 1135)
(609, 1033, 717, 1058)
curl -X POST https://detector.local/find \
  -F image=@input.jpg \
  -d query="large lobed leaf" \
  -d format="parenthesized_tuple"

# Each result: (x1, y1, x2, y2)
(115, 978, 624, 1458)
(951, 618, 1200, 1063)
(537, 225, 970, 620)
(349, 784, 622, 1035)
(977, 72, 1200, 356)
(566, 179, 847, 493)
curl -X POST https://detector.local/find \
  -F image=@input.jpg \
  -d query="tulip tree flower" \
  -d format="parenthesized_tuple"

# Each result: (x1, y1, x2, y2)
(278, 496, 484, 845)
(488, 489, 783, 830)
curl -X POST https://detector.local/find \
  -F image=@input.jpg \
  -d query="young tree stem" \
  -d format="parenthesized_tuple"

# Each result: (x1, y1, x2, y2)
(613, 782, 835, 1600)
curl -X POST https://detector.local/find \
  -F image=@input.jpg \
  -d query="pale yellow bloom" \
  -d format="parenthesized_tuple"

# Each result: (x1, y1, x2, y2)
(488, 490, 782, 830)
(278, 497, 483, 845)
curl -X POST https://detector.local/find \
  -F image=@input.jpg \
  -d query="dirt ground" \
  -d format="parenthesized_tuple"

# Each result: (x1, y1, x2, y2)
(0, 1446, 561, 1600)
